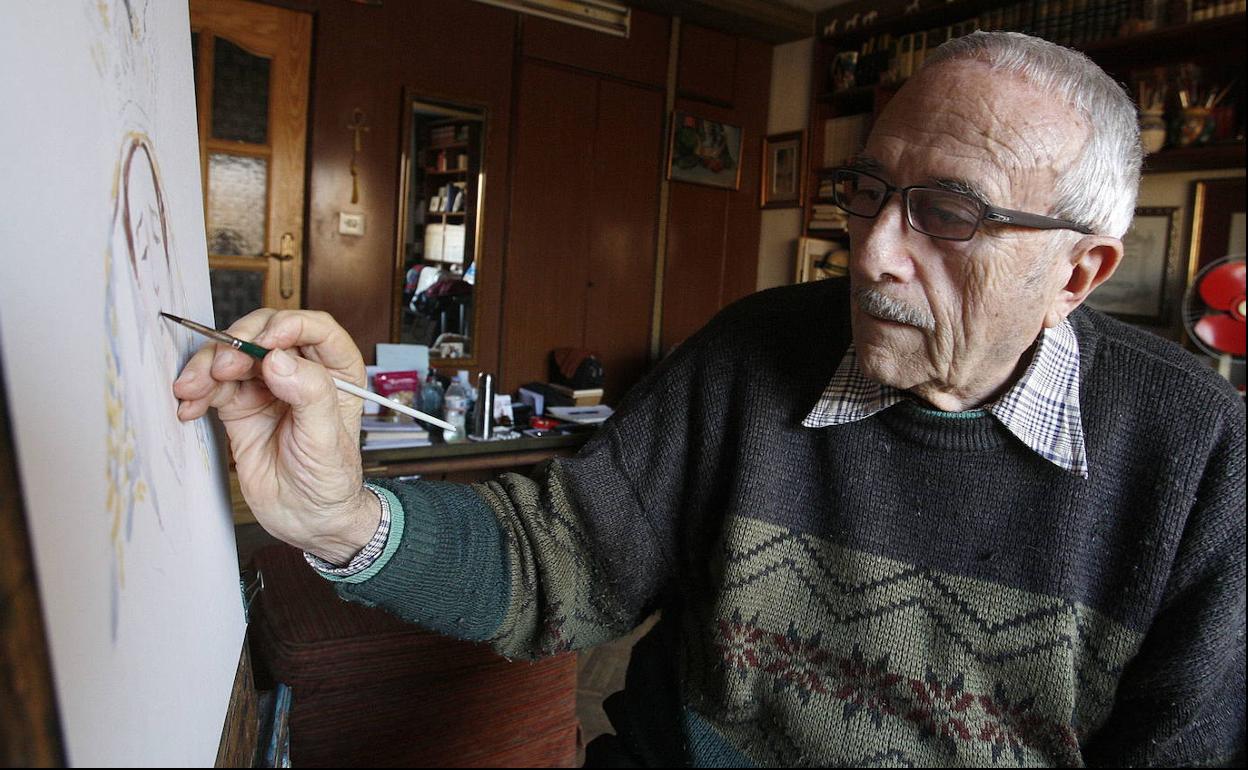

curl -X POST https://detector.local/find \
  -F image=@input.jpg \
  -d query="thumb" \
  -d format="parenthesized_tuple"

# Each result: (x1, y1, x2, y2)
(261, 348, 343, 446)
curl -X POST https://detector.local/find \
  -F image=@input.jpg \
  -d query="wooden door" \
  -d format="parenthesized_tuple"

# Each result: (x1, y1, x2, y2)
(584, 79, 663, 401)
(190, 0, 311, 327)
(502, 61, 664, 399)
(502, 62, 597, 390)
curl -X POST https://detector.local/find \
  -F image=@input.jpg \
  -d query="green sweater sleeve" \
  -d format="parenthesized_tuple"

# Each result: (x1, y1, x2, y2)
(331, 439, 671, 660)
(327, 301, 766, 659)
(331, 478, 512, 643)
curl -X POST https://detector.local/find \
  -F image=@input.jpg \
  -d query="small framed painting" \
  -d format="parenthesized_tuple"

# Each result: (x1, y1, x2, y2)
(667, 111, 743, 190)
(761, 131, 804, 209)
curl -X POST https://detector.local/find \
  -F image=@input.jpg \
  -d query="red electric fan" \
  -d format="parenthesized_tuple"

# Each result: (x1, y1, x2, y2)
(1181, 255, 1246, 385)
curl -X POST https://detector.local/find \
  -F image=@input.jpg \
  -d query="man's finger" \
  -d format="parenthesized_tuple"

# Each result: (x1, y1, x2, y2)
(259, 348, 345, 448)
(210, 342, 263, 383)
(252, 310, 364, 385)
(172, 343, 218, 400)
(224, 307, 279, 339)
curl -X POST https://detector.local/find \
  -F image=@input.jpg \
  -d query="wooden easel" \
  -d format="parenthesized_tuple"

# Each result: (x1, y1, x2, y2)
(0, 354, 258, 767)
(0, 349, 63, 766)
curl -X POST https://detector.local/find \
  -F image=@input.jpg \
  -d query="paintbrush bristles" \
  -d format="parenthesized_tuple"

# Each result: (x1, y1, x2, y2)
(160, 312, 234, 346)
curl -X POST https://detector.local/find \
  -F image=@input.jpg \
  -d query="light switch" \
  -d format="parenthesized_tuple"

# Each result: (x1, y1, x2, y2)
(338, 212, 365, 236)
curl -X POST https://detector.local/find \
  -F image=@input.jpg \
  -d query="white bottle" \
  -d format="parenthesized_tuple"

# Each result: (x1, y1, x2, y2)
(443, 376, 469, 441)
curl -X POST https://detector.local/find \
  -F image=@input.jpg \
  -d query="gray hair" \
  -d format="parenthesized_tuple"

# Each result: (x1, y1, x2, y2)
(922, 31, 1142, 238)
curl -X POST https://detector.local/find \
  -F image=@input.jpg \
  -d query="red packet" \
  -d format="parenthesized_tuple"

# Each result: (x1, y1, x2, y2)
(373, 370, 422, 422)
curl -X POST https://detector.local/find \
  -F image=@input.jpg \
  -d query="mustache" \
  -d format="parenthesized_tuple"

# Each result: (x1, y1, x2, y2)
(853, 287, 935, 331)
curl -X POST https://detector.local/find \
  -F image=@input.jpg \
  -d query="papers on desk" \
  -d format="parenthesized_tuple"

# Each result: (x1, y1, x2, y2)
(361, 416, 431, 450)
(546, 405, 614, 425)
(362, 437, 432, 450)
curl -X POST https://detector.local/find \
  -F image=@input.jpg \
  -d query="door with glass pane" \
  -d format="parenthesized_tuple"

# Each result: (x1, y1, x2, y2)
(190, 0, 310, 328)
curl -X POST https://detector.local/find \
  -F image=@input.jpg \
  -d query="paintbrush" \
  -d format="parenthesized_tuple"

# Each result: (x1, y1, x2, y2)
(160, 312, 456, 432)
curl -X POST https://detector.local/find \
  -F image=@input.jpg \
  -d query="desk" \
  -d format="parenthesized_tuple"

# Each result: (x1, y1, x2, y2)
(230, 432, 593, 524)
(230, 434, 595, 764)
(362, 432, 592, 480)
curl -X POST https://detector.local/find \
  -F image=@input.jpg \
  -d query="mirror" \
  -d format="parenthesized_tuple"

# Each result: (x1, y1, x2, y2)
(392, 94, 485, 363)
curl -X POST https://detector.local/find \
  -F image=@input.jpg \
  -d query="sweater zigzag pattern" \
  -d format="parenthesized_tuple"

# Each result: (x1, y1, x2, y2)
(342, 280, 1245, 767)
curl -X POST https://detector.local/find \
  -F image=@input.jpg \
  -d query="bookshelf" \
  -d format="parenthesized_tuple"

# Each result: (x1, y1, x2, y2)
(419, 118, 479, 261)
(804, 1, 1247, 239)
(395, 98, 486, 357)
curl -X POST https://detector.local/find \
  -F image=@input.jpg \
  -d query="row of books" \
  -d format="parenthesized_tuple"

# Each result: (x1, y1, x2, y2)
(1190, 1, 1247, 21)
(822, 113, 870, 168)
(810, 204, 849, 232)
(361, 415, 431, 450)
(429, 124, 469, 145)
(517, 382, 604, 411)
(429, 149, 469, 171)
(429, 182, 466, 213)
(827, 1, 1189, 94)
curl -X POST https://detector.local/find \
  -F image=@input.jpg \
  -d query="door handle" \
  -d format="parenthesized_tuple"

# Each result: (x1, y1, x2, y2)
(262, 233, 296, 299)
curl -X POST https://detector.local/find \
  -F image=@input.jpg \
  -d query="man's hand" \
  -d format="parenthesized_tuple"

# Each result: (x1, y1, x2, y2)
(172, 309, 379, 565)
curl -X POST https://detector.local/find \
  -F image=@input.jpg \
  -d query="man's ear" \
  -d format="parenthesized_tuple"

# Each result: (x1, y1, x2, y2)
(1044, 236, 1123, 328)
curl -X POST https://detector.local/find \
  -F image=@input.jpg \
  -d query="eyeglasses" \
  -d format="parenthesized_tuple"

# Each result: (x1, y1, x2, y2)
(829, 167, 1094, 242)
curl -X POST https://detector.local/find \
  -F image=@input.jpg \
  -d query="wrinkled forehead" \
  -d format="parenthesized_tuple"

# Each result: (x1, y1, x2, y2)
(865, 61, 1087, 208)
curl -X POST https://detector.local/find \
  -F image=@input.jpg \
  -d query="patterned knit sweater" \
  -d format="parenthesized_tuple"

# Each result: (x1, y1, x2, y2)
(334, 279, 1245, 767)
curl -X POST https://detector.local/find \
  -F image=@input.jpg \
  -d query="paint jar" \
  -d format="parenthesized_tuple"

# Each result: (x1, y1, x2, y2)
(1140, 110, 1167, 154)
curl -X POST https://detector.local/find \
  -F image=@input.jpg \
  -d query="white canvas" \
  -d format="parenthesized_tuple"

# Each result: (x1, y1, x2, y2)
(0, 2, 246, 765)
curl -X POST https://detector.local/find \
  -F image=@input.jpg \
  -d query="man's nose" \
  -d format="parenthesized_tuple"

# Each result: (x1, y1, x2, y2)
(848, 195, 919, 283)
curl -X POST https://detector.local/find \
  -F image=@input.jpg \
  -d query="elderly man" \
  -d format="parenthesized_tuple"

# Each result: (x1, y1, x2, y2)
(175, 32, 1244, 767)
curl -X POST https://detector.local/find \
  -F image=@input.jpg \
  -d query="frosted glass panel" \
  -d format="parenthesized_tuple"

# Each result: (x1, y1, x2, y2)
(211, 37, 270, 144)
(207, 153, 267, 256)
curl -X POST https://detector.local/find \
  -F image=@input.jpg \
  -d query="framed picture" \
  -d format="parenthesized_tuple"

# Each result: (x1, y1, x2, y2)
(796, 236, 849, 283)
(761, 132, 804, 209)
(667, 111, 743, 190)
(1187, 177, 1246, 277)
(1085, 207, 1179, 326)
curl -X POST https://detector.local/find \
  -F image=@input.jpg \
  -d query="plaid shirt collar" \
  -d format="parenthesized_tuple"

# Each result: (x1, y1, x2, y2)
(802, 320, 1089, 478)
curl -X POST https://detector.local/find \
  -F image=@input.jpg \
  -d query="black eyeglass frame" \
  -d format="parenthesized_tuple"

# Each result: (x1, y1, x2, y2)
(830, 167, 1095, 242)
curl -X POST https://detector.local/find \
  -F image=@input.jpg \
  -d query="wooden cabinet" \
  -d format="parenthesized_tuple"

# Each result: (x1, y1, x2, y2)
(501, 60, 665, 401)
(806, 1, 1247, 241)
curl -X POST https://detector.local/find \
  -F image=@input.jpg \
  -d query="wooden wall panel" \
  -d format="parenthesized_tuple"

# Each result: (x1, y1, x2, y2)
(662, 182, 730, 353)
(501, 62, 598, 392)
(295, 0, 516, 372)
(585, 79, 665, 401)
(287, 0, 770, 397)
(660, 32, 771, 355)
(722, 36, 772, 304)
(677, 24, 737, 105)
(521, 8, 669, 87)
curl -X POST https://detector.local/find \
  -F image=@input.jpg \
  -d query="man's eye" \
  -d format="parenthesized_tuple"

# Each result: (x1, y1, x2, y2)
(925, 205, 969, 224)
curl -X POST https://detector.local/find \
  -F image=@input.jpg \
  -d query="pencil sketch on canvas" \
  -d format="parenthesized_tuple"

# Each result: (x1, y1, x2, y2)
(105, 132, 214, 638)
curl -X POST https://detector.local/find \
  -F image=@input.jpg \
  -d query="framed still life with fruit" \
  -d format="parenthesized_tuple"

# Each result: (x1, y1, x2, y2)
(667, 111, 743, 191)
